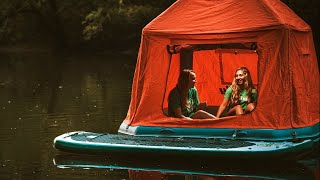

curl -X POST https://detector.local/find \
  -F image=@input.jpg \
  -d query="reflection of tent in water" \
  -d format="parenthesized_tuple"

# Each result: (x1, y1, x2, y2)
(53, 0, 319, 159)
(119, 0, 319, 132)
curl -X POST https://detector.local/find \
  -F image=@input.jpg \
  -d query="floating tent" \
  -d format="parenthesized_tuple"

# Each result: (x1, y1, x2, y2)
(122, 0, 319, 130)
(53, 0, 319, 158)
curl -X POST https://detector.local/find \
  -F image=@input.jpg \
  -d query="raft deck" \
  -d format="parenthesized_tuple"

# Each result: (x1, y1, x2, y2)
(53, 131, 315, 159)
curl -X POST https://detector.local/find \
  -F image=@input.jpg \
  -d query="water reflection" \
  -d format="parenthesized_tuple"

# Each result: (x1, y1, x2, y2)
(0, 51, 319, 179)
(53, 154, 318, 180)
(0, 51, 134, 179)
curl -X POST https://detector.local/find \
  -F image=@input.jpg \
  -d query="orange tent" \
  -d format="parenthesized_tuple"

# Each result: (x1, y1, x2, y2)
(123, 0, 319, 129)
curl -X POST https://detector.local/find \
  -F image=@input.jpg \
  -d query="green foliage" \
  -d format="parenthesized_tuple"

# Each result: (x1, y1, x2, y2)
(81, 1, 162, 41)
(82, 8, 106, 40)
(0, 0, 27, 44)
(0, 0, 172, 49)
(0, 0, 318, 53)
(120, 5, 157, 24)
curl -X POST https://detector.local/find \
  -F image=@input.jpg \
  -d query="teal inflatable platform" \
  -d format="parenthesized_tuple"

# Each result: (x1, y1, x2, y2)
(53, 131, 317, 160)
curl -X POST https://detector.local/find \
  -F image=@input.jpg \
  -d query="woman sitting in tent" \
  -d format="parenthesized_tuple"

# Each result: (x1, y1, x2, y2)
(216, 67, 257, 118)
(168, 69, 216, 119)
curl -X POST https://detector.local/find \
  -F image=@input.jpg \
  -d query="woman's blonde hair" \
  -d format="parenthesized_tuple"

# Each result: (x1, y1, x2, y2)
(230, 67, 254, 106)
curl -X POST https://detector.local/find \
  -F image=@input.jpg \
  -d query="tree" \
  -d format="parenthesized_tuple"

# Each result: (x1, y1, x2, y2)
(0, 0, 318, 56)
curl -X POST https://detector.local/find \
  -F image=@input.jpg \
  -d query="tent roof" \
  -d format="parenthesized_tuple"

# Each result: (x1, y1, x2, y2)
(144, 0, 310, 35)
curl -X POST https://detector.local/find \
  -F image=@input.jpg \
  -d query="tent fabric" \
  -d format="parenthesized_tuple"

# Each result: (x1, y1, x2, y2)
(124, 0, 319, 129)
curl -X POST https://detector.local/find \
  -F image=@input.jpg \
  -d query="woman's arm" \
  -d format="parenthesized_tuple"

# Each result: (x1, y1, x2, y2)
(173, 107, 192, 120)
(216, 98, 229, 118)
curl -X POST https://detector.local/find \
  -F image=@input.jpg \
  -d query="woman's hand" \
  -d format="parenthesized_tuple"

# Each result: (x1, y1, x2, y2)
(216, 98, 229, 118)
(197, 101, 208, 110)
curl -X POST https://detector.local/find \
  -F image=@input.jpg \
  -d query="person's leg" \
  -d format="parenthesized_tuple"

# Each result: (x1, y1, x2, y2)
(244, 103, 255, 113)
(191, 110, 216, 119)
(226, 105, 244, 116)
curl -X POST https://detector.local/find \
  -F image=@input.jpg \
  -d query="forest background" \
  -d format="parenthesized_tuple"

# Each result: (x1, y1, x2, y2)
(0, 0, 318, 59)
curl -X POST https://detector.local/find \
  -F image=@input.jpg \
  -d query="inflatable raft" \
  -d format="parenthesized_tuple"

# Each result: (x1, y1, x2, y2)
(53, 130, 318, 160)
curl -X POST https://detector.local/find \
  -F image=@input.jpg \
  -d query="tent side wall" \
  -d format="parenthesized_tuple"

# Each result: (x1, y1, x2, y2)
(124, 34, 173, 126)
(290, 30, 319, 128)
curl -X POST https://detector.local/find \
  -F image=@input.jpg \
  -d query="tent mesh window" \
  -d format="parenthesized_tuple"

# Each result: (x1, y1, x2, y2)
(163, 43, 258, 117)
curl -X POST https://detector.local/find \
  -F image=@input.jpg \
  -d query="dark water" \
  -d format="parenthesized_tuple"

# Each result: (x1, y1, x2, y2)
(0, 50, 318, 179)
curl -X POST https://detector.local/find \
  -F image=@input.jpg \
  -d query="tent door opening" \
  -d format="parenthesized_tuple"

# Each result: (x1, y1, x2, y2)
(163, 43, 259, 117)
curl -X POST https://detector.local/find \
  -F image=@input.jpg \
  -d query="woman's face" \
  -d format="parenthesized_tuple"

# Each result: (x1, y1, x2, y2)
(235, 70, 245, 85)
(188, 72, 197, 88)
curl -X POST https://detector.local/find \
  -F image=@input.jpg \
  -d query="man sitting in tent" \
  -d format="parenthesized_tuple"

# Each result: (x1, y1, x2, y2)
(168, 69, 216, 119)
